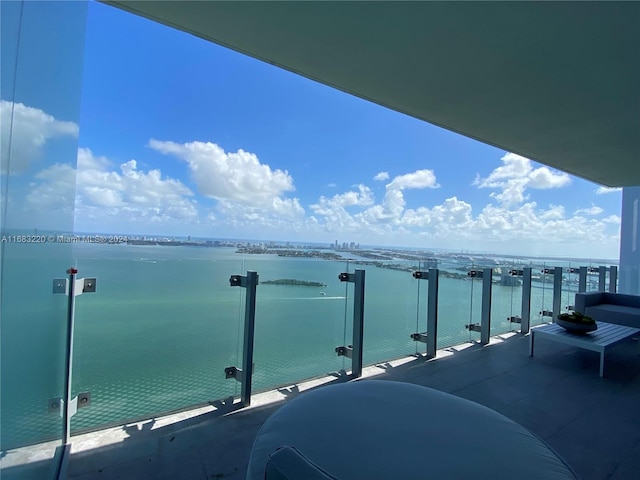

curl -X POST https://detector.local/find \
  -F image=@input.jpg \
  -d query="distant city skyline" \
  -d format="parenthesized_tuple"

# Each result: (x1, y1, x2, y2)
(2, 2, 622, 260)
(2, 227, 617, 263)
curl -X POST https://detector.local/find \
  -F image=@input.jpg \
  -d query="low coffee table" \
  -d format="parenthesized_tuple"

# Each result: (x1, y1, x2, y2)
(530, 321, 640, 377)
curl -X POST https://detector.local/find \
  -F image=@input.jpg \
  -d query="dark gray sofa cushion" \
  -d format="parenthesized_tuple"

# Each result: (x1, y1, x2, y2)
(585, 304, 640, 328)
(575, 292, 640, 327)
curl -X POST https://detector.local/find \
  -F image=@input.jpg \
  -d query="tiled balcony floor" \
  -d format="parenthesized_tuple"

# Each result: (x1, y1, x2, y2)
(4, 330, 640, 480)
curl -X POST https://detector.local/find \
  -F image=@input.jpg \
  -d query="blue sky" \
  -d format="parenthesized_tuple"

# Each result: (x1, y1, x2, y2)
(2, 2, 623, 259)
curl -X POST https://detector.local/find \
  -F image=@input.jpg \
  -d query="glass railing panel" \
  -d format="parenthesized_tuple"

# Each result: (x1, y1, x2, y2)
(0, 245, 70, 452)
(563, 261, 618, 301)
(436, 261, 477, 349)
(361, 259, 426, 367)
(491, 261, 523, 336)
(563, 263, 580, 313)
(70, 244, 243, 433)
(248, 257, 349, 393)
(1, 2, 87, 478)
(530, 262, 554, 326)
(585, 262, 601, 292)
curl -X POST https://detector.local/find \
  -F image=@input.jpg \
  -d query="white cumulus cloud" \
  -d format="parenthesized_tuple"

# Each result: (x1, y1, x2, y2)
(1, 100, 79, 173)
(215, 197, 306, 236)
(595, 186, 622, 195)
(26, 148, 199, 228)
(387, 169, 439, 190)
(312, 185, 374, 212)
(602, 215, 621, 224)
(310, 185, 374, 231)
(304, 153, 618, 257)
(373, 171, 389, 181)
(401, 197, 473, 233)
(474, 153, 571, 206)
(574, 205, 603, 216)
(26, 163, 77, 215)
(148, 139, 295, 207)
(366, 169, 440, 221)
(312, 170, 440, 230)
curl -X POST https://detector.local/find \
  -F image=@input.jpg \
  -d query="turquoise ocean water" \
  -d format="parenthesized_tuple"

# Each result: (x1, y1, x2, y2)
(0, 242, 606, 449)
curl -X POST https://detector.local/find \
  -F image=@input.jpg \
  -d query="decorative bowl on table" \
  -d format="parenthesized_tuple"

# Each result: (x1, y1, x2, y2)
(556, 312, 597, 334)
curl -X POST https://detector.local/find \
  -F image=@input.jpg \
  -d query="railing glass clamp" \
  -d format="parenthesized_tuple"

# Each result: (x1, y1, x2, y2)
(48, 397, 62, 414)
(53, 277, 97, 296)
(412, 271, 429, 280)
(338, 272, 355, 283)
(335, 345, 353, 358)
(229, 275, 249, 288)
(410, 332, 428, 343)
(49, 392, 90, 417)
(508, 316, 522, 323)
(225, 366, 242, 380)
(82, 278, 97, 293)
(465, 323, 481, 332)
(77, 392, 91, 408)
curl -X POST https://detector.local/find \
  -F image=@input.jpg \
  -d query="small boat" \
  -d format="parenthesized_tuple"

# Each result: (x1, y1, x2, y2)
(319, 292, 326, 296)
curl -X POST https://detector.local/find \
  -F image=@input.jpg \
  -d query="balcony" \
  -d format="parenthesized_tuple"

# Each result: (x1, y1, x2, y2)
(1, 251, 637, 480)
(3, 331, 639, 480)
(2, 2, 638, 479)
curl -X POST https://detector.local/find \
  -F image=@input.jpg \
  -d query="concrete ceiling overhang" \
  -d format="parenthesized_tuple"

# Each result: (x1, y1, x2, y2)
(105, 1, 640, 187)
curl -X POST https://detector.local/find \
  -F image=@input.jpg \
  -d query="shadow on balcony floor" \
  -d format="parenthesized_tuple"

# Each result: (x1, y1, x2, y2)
(4, 331, 640, 480)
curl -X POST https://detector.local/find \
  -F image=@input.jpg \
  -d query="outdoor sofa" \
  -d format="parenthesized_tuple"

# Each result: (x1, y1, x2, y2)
(574, 292, 640, 328)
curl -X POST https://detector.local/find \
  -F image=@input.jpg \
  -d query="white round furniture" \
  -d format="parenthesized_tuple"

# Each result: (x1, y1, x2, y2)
(247, 380, 577, 480)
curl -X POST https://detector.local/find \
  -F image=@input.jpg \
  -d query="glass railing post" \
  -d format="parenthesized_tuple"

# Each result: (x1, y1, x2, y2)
(464, 268, 484, 340)
(52, 268, 96, 445)
(609, 266, 618, 293)
(227, 271, 258, 407)
(598, 266, 607, 292)
(63, 268, 77, 446)
(410, 268, 439, 359)
(480, 268, 492, 345)
(578, 266, 588, 292)
(566, 267, 578, 310)
(352, 269, 365, 377)
(336, 269, 365, 378)
(552, 267, 563, 321)
(520, 267, 532, 334)
(426, 268, 439, 358)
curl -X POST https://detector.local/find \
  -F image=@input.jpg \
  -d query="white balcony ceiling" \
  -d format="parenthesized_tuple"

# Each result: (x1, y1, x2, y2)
(106, 1, 640, 187)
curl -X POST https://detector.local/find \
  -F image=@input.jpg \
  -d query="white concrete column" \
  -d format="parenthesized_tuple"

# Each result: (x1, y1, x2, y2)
(619, 186, 640, 295)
